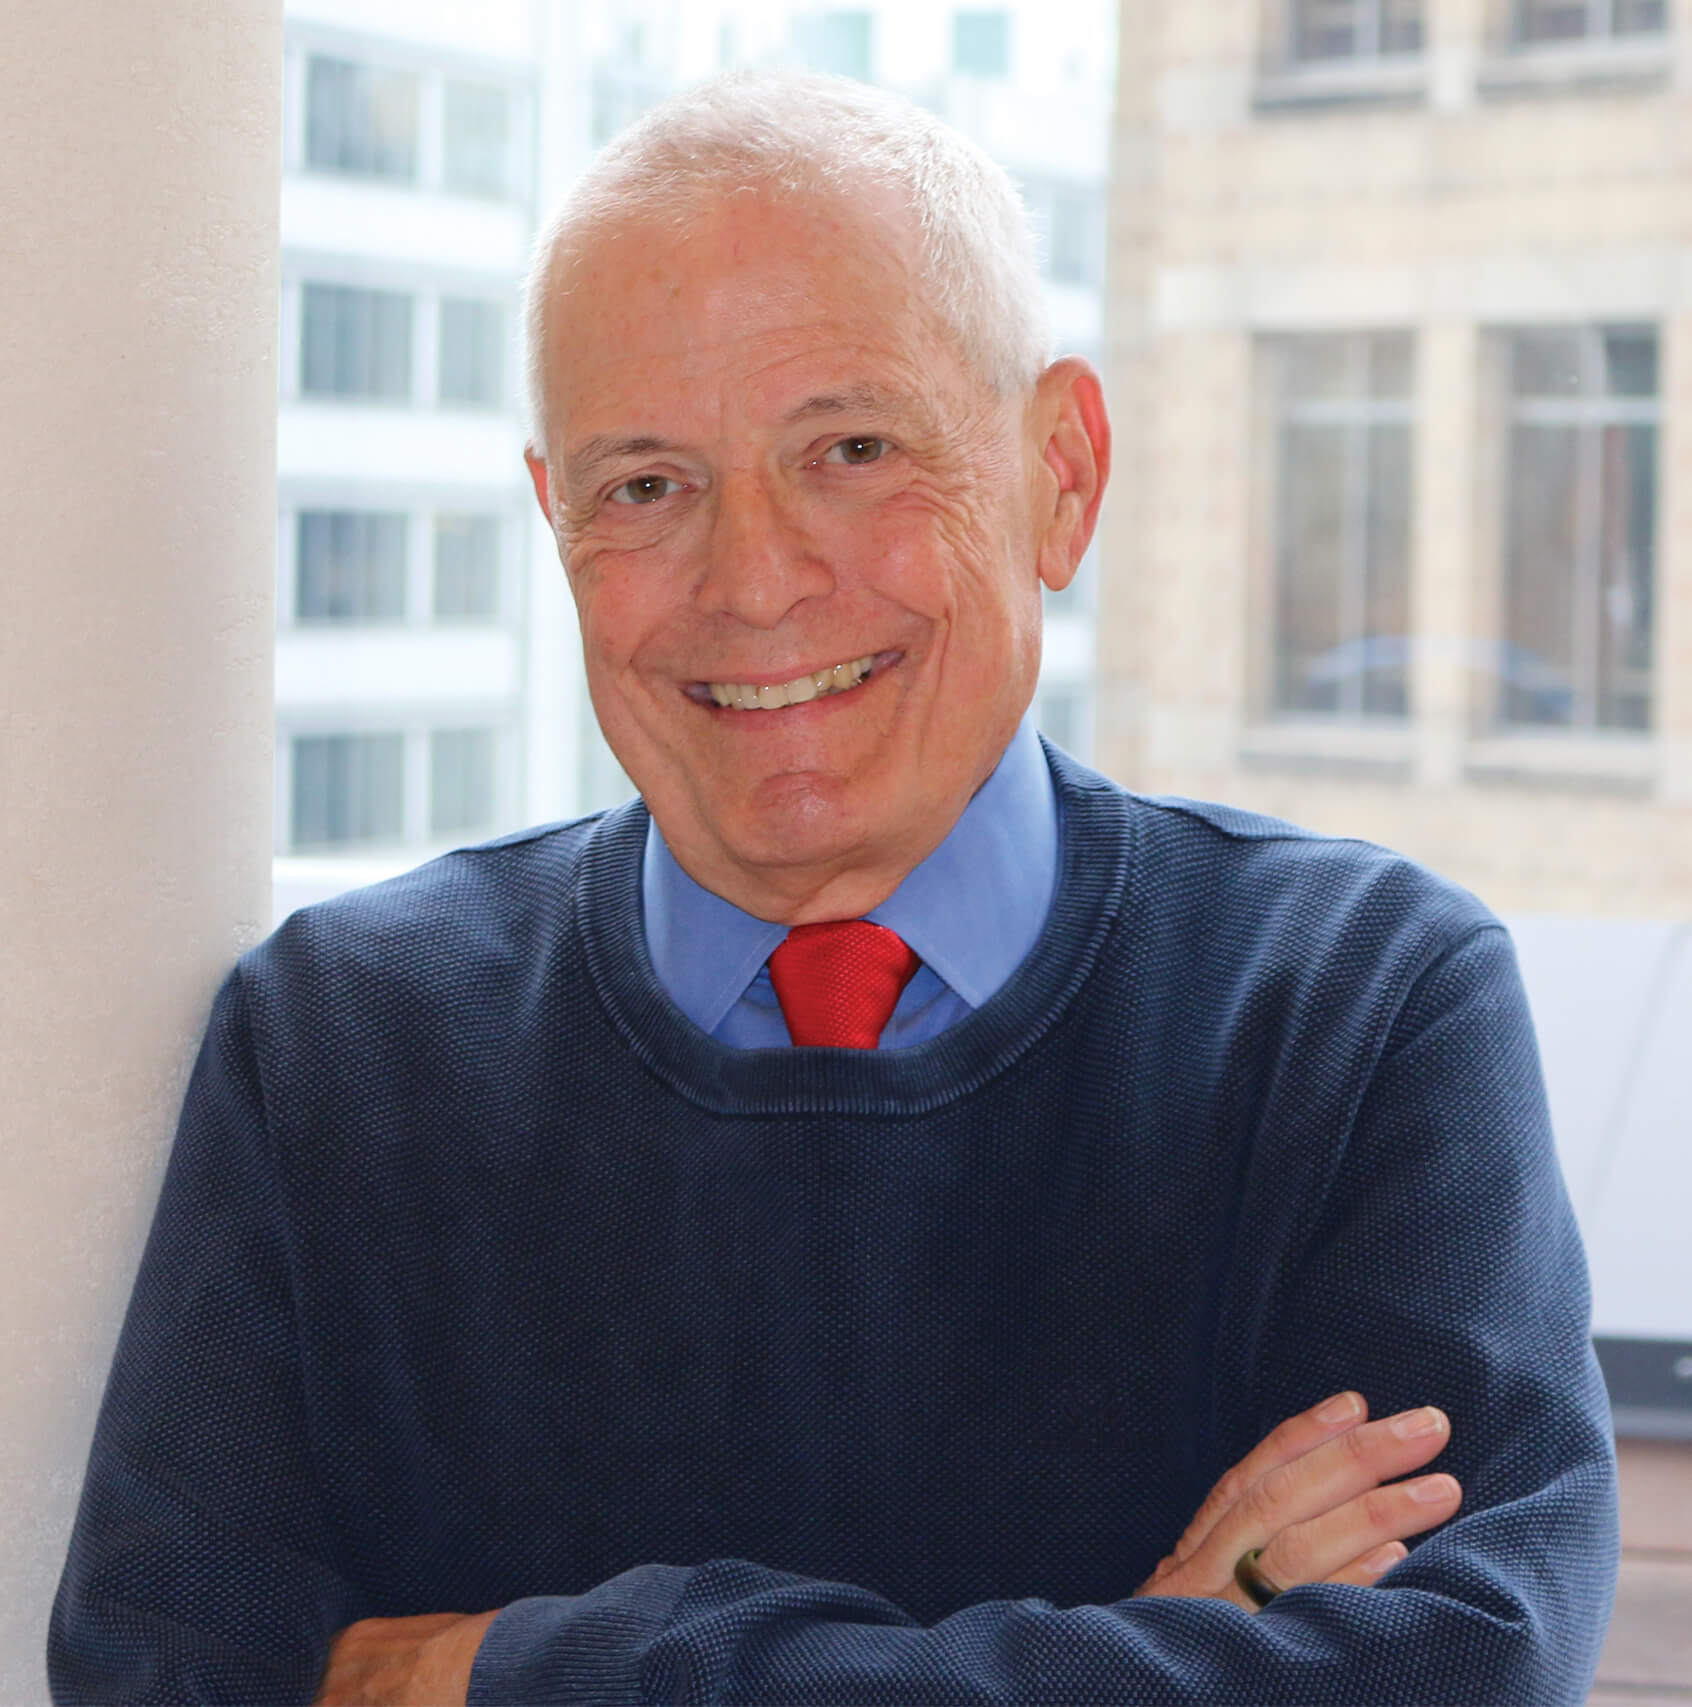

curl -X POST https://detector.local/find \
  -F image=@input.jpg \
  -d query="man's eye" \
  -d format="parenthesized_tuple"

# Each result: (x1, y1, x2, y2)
(609, 475, 680, 506)
(824, 436, 889, 466)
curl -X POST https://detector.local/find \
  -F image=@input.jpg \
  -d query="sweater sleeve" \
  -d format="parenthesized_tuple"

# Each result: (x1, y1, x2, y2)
(47, 969, 363, 1705)
(464, 923, 1619, 1707)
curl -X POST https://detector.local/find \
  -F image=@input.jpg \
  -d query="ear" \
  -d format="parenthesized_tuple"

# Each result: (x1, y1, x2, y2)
(1032, 357, 1111, 594)
(525, 446, 552, 521)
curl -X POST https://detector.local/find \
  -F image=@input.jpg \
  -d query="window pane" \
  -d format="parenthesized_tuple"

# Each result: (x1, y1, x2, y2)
(1047, 190, 1095, 286)
(1283, 335, 1356, 398)
(297, 512, 408, 622)
(1293, 0, 1359, 61)
(1501, 327, 1657, 731)
(1368, 331, 1415, 398)
(1606, 328, 1658, 398)
(434, 516, 501, 619)
(443, 81, 511, 199)
(1613, 0, 1666, 33)
(439, 298, 505, 408)
(291, 733, 405, 849)
(1362, 425, 1411, 716)
(1276, 422, 1348, 714)
(301, 284, 413, 401)
(1511, 327, 1589, 397)
(1036, 687, 1079, 753)
(1517, 1, 1591, 43)
(1503, 424, 1580, 726)
(1598, 424, 1655, 730)
(1271, 333, 1412, 720)
(953, 11, 1011, 77)
(430, 728, 497, 836)
(796, 11, 874, 81)
(305, 57, 418, 180)
(1381, 0, 1425, 52)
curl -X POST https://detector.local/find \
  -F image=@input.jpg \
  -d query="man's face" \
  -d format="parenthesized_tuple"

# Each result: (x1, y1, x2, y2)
(530, 190, 1089, 922)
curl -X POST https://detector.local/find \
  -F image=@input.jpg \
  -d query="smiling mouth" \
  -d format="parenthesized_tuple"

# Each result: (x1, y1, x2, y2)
(692, 651, 899, 712)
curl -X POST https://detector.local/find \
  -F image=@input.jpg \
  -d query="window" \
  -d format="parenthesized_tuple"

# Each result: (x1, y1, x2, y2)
(1516, 0, 1665, 41)
(442, 81, 512, 200)
(438, 298, 506, 409)
(953, 11, 1011, 77)
(296, 512, 408, 623)
(434, 516, 502, 620)
(1291, 0, 1424, 61)
(305, 56, 418, 181)
(1267, 333, 1414, 719)
(1047, 189, 1097, 286)
(795, 11, 874, 81)
(291, 733, 405, 849)
(430, 729, 498, 836)
(1500, 327, 1655, 732)
(301, 284, 413, 401)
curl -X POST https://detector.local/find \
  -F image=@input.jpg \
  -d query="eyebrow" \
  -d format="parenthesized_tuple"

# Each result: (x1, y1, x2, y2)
(566, 433, 678, 481)
(782, 384, 908, 424)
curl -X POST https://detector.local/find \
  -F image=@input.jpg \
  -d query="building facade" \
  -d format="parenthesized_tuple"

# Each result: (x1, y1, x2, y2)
(1100, 0, 1692, 918)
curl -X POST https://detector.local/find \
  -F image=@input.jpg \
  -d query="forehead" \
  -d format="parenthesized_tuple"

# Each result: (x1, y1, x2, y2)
(541, 189, 962, 439)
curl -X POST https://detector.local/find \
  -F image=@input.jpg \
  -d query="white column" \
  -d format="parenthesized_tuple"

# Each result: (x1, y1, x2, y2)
(0, 2, 280, 1698)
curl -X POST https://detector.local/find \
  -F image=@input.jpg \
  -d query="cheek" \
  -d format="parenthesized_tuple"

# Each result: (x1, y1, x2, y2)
(567, 550, 666, 672)
(838, 485, 1018, 620)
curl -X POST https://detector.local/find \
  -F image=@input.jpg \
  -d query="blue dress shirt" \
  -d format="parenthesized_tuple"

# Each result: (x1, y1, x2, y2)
(641, 717, 1059, 1048)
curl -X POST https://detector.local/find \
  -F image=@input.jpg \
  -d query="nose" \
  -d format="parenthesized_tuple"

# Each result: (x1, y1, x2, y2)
(694, 468, 835, 628)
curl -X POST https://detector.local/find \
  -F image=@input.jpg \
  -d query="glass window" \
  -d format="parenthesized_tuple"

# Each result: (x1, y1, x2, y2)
(1268, 332, 1414, 719)
(296, 512, 408, 623)
(442, 81, 512, 200)
(1517, 0, 1665, 41)
(434, 516, 502, 620)
(304, 56, 418, 181)
(1047, 188, 1097, 286)
(439, 298, 506, 409)
(1291, 0, 1423, 61)
(291, 733, 405, 849)
(953, 11, 1011, 77)
(300, 284, 413, 401)
(1501, 327, 1656, 732)
(430, 729, 497, 836)
(796, 11, 874, 81)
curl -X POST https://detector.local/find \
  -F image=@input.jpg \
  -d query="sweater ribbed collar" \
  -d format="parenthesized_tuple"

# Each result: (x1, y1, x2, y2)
(574, 743, 1135, 1117)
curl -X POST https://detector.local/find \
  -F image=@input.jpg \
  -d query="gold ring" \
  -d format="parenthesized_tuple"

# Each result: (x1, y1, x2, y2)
(1234, 1547, 1282, 1608)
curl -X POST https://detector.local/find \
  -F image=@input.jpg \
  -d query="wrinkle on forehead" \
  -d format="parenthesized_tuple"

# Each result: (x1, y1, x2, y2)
(538, 186, 969, 447)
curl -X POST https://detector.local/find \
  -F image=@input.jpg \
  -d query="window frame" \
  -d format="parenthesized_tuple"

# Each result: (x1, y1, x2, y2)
(1285, 0, 1425, 64)
(1259, 331, 1418, 726)
(1493, 324, 1660, 736)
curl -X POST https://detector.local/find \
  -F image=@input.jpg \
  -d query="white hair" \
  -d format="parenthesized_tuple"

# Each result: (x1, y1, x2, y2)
(521, 69, 1050, 450)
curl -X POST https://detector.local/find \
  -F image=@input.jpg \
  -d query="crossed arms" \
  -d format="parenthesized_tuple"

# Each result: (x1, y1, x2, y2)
(49, 920, 1619, 1706)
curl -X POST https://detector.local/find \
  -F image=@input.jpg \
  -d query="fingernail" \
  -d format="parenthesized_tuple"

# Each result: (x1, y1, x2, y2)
(1390, 1406, 1445, 1439)
(1409, 1474, 1459, 1504)
(1317, 1391, 1362, 1424)
(1363, 1542, 1407, 1575)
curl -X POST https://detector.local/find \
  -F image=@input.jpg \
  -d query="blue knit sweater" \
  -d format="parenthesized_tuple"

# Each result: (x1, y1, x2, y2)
(49, 750, 1619, 1705)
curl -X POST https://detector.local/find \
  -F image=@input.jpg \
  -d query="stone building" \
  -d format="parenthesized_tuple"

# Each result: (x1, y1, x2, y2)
(1099, 0, 1692, 918)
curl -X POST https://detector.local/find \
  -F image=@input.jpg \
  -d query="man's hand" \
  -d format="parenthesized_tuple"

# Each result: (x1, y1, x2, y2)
(1134, 1391, 1461, 1611)
(312, 1609, 500, 1706)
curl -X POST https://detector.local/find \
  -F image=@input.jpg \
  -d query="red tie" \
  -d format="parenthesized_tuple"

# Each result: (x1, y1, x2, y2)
(768, 920, 921, 1049)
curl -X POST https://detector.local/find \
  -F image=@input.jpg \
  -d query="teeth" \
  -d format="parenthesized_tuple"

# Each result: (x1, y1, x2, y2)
(708, 655, 877, 711)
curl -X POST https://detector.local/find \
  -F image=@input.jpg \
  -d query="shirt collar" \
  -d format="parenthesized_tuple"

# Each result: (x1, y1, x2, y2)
(641, 716, 1058, 1036)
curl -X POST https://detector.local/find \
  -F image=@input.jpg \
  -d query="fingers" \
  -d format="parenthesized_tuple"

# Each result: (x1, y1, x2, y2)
(1178, 1404, 1460, 1607)
(1322, 1540, 1409, 1590)
(1174, 1390, 1368, 1564)
(1251, 1470, 1461, 1599)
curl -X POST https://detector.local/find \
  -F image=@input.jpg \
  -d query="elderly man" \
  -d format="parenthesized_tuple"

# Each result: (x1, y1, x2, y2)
(50, 72, 1615, 1706)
